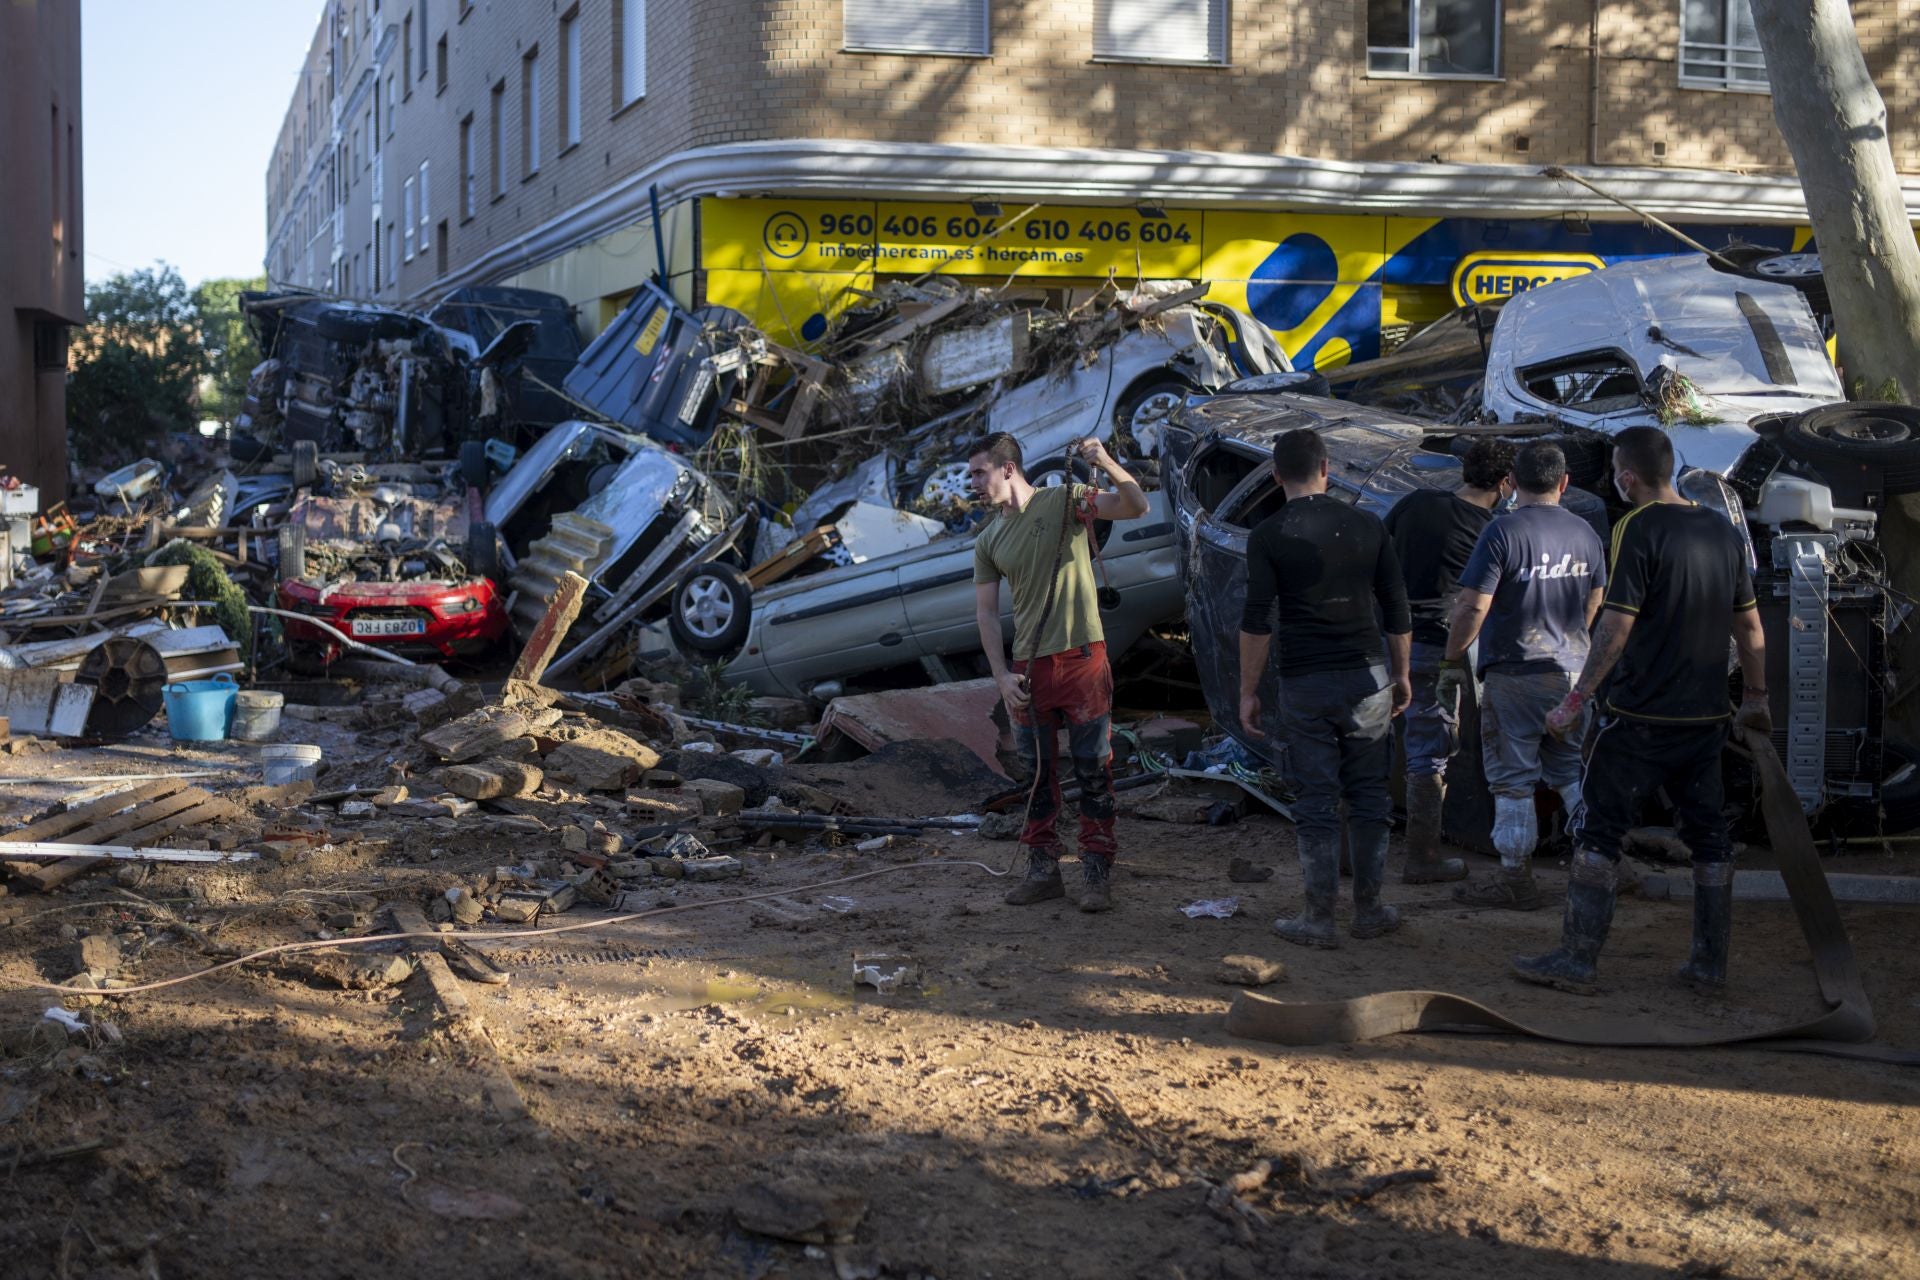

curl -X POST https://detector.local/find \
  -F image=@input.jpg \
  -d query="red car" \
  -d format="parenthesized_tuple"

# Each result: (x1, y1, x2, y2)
(278, 575, 509, 667)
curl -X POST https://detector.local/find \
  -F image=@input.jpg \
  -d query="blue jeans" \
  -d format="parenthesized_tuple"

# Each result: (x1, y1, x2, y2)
(1277, 664, 1395, 849)
(1480, 668, 1584, 796)
(1404, 640, 1457, 777)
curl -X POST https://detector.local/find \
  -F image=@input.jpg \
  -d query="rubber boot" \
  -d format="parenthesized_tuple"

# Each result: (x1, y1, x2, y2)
(1275, 833, 1340, 948)
(1077, 855, 1113, 914)
(1456, 796, 1544, 909)
(1510, 849, 1618, 994)
(1349, 824, 1402, 939)
(1004, 850, 1065, 905)
(1401, 774, 1466, 883)
(1675, 861, 1733, 992)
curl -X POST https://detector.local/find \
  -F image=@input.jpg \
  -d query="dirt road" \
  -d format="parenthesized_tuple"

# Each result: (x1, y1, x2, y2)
(1, 742, 1916, 1279)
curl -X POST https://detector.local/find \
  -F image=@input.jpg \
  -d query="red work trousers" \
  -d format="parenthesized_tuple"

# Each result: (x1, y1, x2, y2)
(1011, 641, 1118, 864)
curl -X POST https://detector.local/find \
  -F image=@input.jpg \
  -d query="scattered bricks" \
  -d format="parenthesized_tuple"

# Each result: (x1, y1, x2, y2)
(338, 800, 375, 818)
(648, 857, 686, 879)
(605, 859, 651, 882)
(560, 825, 591, 853)
(429, 796, 479, 818)
(569, 867, 619, 905)
(1216, 955, 1288, 987)
(748, 696, 812, 730)
(642, 770, 681, 788)
(682, 778, 745, 817)
(493, 736, 541, 761)
(446, 888, 484, 926)
(731, 749, 783, 769)
(73, 933, 121, 979)
(492, 896, 541, 923)
(440, 760, 544, 801)
(681, 855, 743, 882)
(405, 682, 485, 730)
(667, 750, 777, 806)
(372, 784, 410, 806)
(543, 727, 661, 791)
(418, 709, 533, 764)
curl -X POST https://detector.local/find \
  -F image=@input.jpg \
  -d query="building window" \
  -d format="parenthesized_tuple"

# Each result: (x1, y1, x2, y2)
(436, 221, 449, 275)
(1093, 0, 1226, 65)
(403, 176, 415, 259)
(1681, 0, 1768, 89)
(402, 13, 413, 97)
(459, 114, 475, 216)
(561, 7, 582, 148)
(436, 34, 449, 92)
(418, 160, 431, 250)
(1367, 0, 1500, 78)
(50, 104, 61, 256)
(418, 1, 430, 78)
(386, 74, 396, 135)
(616, 0, 646, 106)
(387, 221, 398, 288)
(522, 46, 542, 177)
(33, 322, 68, 372)
(490, 78, 506, 198)
(843, 0, 988, 56)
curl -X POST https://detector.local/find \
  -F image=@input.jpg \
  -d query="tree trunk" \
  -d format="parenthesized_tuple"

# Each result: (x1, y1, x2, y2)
(1749, 0, 1920, 402)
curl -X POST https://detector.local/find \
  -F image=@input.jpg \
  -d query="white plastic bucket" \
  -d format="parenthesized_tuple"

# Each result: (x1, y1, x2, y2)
(259, 744, 323, 785)
(231, 691, 285, 742)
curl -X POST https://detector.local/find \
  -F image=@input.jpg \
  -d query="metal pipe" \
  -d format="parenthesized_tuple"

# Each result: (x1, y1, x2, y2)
(247, 605, 419, 666)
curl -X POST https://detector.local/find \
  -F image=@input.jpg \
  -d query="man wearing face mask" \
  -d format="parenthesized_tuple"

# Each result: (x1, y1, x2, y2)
(1515, 426, 1771, 995)
(1383, 438, 1515, 884)
(1444, 441, 1606, 910)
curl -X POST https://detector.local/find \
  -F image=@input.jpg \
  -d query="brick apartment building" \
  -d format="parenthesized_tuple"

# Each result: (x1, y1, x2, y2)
(265, 1, 1920, 368)
(1, 0, 83, 500)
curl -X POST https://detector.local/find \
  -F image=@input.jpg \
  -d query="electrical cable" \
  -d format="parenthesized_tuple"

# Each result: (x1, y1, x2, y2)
(3, 858, 1009, 1001)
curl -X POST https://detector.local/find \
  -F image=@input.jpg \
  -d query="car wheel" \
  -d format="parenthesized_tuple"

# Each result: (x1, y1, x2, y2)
(1114, 377, 1192, 459)
(1714, 246, 1830, 314)
(669, 562, 753, 656)
(464, 520, 501, 580)
(290, 439, 320, 490)
(1779, 403, 1920, 495)
(315, 307, 415, 344)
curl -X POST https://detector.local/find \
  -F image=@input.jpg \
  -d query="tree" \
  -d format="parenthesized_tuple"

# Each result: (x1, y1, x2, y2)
(66, 264, 208, 462)
(1748, 0, 1920, 402)
(193, 275, 268, 425)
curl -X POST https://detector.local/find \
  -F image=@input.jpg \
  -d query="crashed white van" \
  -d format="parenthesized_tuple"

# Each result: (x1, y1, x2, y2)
(1480, 253, 1918, 819)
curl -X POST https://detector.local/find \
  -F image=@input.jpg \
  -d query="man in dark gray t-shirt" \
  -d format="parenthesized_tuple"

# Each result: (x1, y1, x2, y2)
(1444, 442, 1606, 909)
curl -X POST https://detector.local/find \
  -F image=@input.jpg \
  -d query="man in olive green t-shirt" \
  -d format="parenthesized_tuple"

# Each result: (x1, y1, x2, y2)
(970, 431, 1149, 913)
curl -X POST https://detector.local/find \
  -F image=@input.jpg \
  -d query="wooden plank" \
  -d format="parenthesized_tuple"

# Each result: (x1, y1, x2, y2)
(2, 779, 191, 844)
(17, 796, 240, 893)
(64, 787, 216, 846)
(0, 843, 259, 864)
(389, 904, 474, 1025)
(508, 570, 589, 685)
(746, 527, 835, 589)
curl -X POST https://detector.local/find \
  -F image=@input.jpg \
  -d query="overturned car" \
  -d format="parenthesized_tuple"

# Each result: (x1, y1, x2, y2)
(1169, 283, 1915, 835)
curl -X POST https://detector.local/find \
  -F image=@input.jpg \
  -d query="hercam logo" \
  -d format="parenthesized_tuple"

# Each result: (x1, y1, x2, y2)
(1451, 252, 1606, 306)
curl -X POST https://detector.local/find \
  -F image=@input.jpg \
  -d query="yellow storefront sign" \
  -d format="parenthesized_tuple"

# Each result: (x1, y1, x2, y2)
(1451, 251, 1606, 305)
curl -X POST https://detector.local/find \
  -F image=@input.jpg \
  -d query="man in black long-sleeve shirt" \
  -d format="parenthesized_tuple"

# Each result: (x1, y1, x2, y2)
(1238, 428, 1414, 948)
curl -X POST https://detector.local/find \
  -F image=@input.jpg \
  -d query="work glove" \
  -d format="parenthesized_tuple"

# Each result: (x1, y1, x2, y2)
(1736, 691, 1773, 736)
(1434, 658, 1468, 715)
(1545, 690, 1589, 739)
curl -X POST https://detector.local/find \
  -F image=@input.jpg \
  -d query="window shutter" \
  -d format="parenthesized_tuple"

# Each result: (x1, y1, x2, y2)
(844, 0, 988, 55)
(622, 0, 646, 105)
(1094, 0, 1226, 63)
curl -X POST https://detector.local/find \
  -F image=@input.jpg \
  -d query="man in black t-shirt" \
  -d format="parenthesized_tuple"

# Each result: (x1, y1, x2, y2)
(1239, 428, 1414, 949)
(1383, 438, 1513, 884)
(1514, 427, 1771, 996)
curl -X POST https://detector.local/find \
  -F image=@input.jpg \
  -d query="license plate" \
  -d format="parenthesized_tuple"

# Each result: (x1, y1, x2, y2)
(350, 617, 427, 637)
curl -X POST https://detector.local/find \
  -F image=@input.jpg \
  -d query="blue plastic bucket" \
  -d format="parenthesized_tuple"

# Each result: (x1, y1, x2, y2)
(164, 674, 238, 742)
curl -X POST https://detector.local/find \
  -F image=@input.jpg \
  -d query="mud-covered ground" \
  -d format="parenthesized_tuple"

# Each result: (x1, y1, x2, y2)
(1, 726, 1917, 1279)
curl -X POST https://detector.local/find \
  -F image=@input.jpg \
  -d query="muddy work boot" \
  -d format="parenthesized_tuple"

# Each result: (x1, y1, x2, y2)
(1349, 824, 1402, 940)
(1511, 849, 1618, 994)
(1401, 774, 1466, 883)
(1275, 834, 1340, 948)
(1675, 861, 1733, 993)
(1004, 851, 1065, 906)
(1453, 863, 1546, 910)
(1077, 855, 1114, 913)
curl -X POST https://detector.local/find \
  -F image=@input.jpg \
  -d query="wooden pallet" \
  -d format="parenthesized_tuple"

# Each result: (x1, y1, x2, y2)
(0, 778, 242, 893)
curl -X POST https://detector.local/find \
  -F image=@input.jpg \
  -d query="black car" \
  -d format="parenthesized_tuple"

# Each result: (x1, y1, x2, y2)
(428, 285, 584, 434)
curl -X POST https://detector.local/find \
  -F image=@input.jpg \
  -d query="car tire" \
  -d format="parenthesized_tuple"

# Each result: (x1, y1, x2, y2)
(1713, 245, 1830, 314)
(277, 525, 307, 583)
(315, 306, 414, 344)
(1778, 403, 1920, 495)
(459, 439, 491, 490)
(290, 439, 320, 490)
(1114, 376, 1192, 459)
(464, 520, 501, 581)
(669, 562, 753, 657)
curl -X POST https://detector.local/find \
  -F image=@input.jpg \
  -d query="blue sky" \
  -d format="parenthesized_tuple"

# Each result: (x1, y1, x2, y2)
(83, 0, 324, 287)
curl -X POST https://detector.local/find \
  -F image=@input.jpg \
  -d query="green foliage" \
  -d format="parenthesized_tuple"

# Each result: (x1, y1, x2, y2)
(1849, 375, 1908, 405)
(690, 662, 761, 725)
(147, 540, 253, 660)
(193, 276, 268, 424)
(66, 264, 208, 462)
